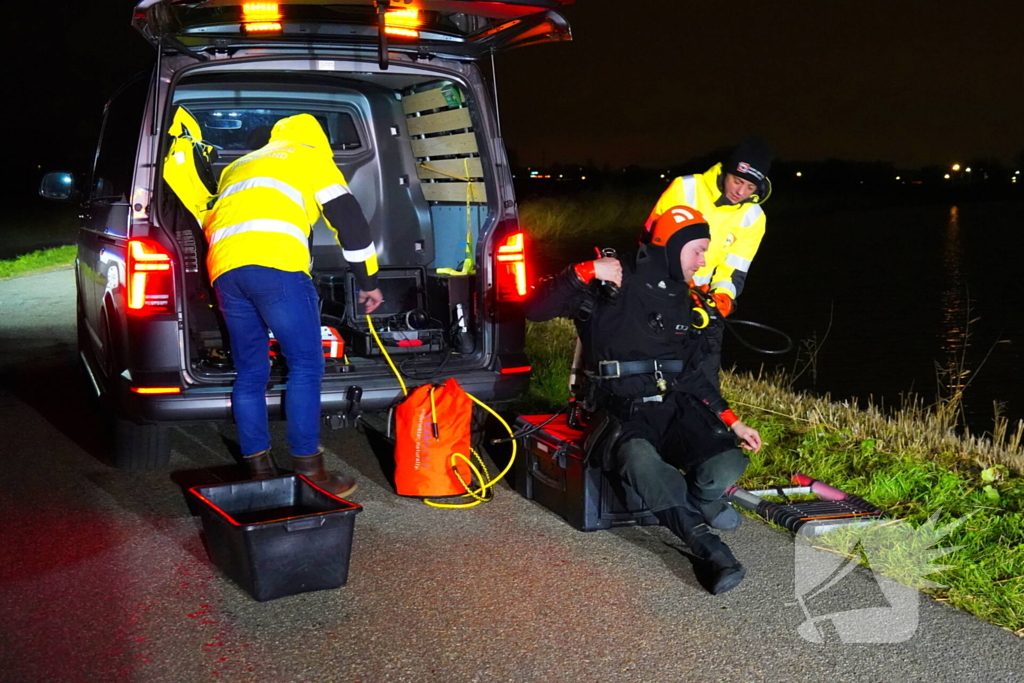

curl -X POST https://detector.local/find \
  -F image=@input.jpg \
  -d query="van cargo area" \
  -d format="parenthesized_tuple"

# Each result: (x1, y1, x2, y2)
(167, 66, 500, 385)
(59, 0, 570, 470)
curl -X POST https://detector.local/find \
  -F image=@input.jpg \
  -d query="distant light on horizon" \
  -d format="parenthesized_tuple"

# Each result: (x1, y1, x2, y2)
(965, 167, 972, 173)
(944, 173, 951, 179)
(952, 163, 961, 171)
(795, 171, 802, 177)
(896, 176, 901, 180)
(581, 175, 587, 180)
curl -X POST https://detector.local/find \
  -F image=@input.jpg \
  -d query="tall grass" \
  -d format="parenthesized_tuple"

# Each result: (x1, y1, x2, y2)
(519, 191, 655, 266)
(0, 245, 76, 279)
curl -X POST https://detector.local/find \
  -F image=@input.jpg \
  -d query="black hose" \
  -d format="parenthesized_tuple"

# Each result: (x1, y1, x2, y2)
(723, 318, 793, 355)
(489, 409, 565, 445)
(399, 349, 454, 380)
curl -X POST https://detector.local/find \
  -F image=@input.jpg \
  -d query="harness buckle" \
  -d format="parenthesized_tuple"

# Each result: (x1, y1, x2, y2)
(598, 360, 621, 379)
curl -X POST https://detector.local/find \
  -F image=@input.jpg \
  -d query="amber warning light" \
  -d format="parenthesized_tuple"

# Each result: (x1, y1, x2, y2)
(385, 8, 421, 37)
(242, 2, 282, 32)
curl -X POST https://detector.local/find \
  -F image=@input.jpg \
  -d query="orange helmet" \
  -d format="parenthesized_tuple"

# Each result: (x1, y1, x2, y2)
(639, 206, 711, 283)
(649, 206, 710, 246)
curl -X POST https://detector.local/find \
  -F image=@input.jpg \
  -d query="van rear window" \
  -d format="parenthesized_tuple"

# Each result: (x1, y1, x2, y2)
(189, 109, 361, 151)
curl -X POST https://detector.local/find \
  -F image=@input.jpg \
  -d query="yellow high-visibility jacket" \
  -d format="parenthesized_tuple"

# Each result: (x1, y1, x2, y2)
(163, 106, 217, 224)
(645, 162, 767, 299)
(203, 114, 378, 286)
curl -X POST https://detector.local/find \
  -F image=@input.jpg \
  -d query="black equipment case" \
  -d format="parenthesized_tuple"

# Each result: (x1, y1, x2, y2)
(514, 414, 659, 531)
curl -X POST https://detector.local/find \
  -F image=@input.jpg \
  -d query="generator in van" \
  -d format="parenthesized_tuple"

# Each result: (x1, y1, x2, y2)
(40, 0, 572, 470)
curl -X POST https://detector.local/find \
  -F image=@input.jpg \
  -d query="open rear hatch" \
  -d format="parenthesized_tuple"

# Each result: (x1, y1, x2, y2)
(134, 0, 572, 62)
(148, 6, 546, 386)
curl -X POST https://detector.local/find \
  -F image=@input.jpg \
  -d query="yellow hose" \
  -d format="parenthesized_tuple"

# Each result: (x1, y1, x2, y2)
(423, 395, 516, 509)
(366, 314, 407, 396)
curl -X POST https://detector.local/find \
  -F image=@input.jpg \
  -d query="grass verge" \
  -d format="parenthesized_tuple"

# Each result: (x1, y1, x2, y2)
(0, 246, 76, 280)
(523, 316, 1024, 636)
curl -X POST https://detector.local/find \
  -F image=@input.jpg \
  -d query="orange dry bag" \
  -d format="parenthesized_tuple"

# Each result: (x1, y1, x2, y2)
(394, 378, 473, 497)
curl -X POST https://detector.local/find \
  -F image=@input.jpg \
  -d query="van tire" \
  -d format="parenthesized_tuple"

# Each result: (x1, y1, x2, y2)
(112, 416, 172, 471)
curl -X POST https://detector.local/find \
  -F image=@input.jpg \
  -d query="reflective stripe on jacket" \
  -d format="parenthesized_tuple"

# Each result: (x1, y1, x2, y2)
(645, 162, 766, 299)
(203, 114, 378, 284)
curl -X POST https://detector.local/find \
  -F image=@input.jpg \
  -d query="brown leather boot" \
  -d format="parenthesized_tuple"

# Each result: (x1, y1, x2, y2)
(292, 449, 357, 498)
(244, 449, 278, 480)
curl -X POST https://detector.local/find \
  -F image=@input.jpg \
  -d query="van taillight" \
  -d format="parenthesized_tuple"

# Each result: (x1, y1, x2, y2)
(127, 239, 174, 314)
(495, 231, 529, 301)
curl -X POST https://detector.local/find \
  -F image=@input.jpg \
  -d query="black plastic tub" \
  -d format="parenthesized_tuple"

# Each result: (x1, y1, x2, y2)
(190, 475, 362, 601)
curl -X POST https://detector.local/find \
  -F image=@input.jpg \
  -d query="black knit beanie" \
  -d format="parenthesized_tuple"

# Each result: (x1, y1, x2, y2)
(725, 136, 773, 188)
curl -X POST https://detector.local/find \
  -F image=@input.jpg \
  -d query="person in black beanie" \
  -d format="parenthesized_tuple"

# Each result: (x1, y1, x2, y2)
(525, 206, 763, 595)
(643, 137, 774, 392)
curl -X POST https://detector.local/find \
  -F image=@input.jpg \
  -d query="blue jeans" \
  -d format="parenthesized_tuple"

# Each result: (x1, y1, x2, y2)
(214, 266, 325, 457)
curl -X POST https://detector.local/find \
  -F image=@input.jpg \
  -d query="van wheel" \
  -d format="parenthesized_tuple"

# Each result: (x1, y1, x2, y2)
(112, 416, 172, 471)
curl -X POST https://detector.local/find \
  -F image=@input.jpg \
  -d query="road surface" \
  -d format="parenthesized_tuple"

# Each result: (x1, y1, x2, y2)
(0, 268, 1020, 682)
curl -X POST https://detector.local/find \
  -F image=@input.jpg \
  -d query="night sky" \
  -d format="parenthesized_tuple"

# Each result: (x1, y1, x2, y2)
(497, 0, 1024, 169)
(9, 1, 1024, 177)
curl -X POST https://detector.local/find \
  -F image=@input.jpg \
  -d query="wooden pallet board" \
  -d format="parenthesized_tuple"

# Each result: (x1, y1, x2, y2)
(420, 181, 487, 203)
(411, 132, 479, 158)
(402, 86, 458, 114)
(406, 107, 472, 136)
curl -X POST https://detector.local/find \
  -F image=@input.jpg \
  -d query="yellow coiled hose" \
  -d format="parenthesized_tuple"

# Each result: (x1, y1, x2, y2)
(366, 314, 516, 509)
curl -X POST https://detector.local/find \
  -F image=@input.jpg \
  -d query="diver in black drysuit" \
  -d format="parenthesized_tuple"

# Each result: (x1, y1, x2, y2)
(524, 207, 761, 594)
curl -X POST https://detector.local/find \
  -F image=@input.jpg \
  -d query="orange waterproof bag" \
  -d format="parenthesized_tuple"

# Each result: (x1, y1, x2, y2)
(394, 378, 473, 497)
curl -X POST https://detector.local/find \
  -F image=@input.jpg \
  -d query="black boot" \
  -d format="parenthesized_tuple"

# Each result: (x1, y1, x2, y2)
(656, 506, 746, 595)
(244, 449, 278, 480)
(686, 524, 747, 595)
(292, 449, 357, 498)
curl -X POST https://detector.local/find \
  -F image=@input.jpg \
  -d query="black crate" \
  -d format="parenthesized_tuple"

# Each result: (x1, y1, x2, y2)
(514, 415, 659, 531)
(190, 475, 362, 602)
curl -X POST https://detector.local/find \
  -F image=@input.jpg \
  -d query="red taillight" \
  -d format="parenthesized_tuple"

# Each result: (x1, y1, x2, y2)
(495, 231, 529, 301)
(127, 239, 174, 314)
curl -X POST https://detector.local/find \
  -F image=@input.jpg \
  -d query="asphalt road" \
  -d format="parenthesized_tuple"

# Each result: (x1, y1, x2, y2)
(1, 268, 1021, 683)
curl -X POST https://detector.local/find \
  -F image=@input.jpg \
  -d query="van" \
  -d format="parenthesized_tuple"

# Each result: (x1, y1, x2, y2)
(40, 0, 572, 470)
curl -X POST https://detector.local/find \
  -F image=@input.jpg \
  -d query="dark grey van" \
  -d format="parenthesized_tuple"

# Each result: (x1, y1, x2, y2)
(40, 0, 572, 470)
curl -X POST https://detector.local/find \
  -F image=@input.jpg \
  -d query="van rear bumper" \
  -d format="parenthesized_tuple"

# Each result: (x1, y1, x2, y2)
(121, 370, 530, 423)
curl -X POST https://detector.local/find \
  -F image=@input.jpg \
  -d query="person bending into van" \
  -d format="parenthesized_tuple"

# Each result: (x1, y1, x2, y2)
(524, 206, 762, 594)
(203, 113, 383, 496)
(644, 137, 773, 391)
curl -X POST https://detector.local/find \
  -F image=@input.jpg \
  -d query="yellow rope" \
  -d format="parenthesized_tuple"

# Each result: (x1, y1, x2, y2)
(417, 162, 471, 181)
(427, 158, 477, 276)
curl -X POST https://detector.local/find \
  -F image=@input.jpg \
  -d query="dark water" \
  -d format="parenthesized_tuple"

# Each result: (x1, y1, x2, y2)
(722, 201, 1024, 433)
